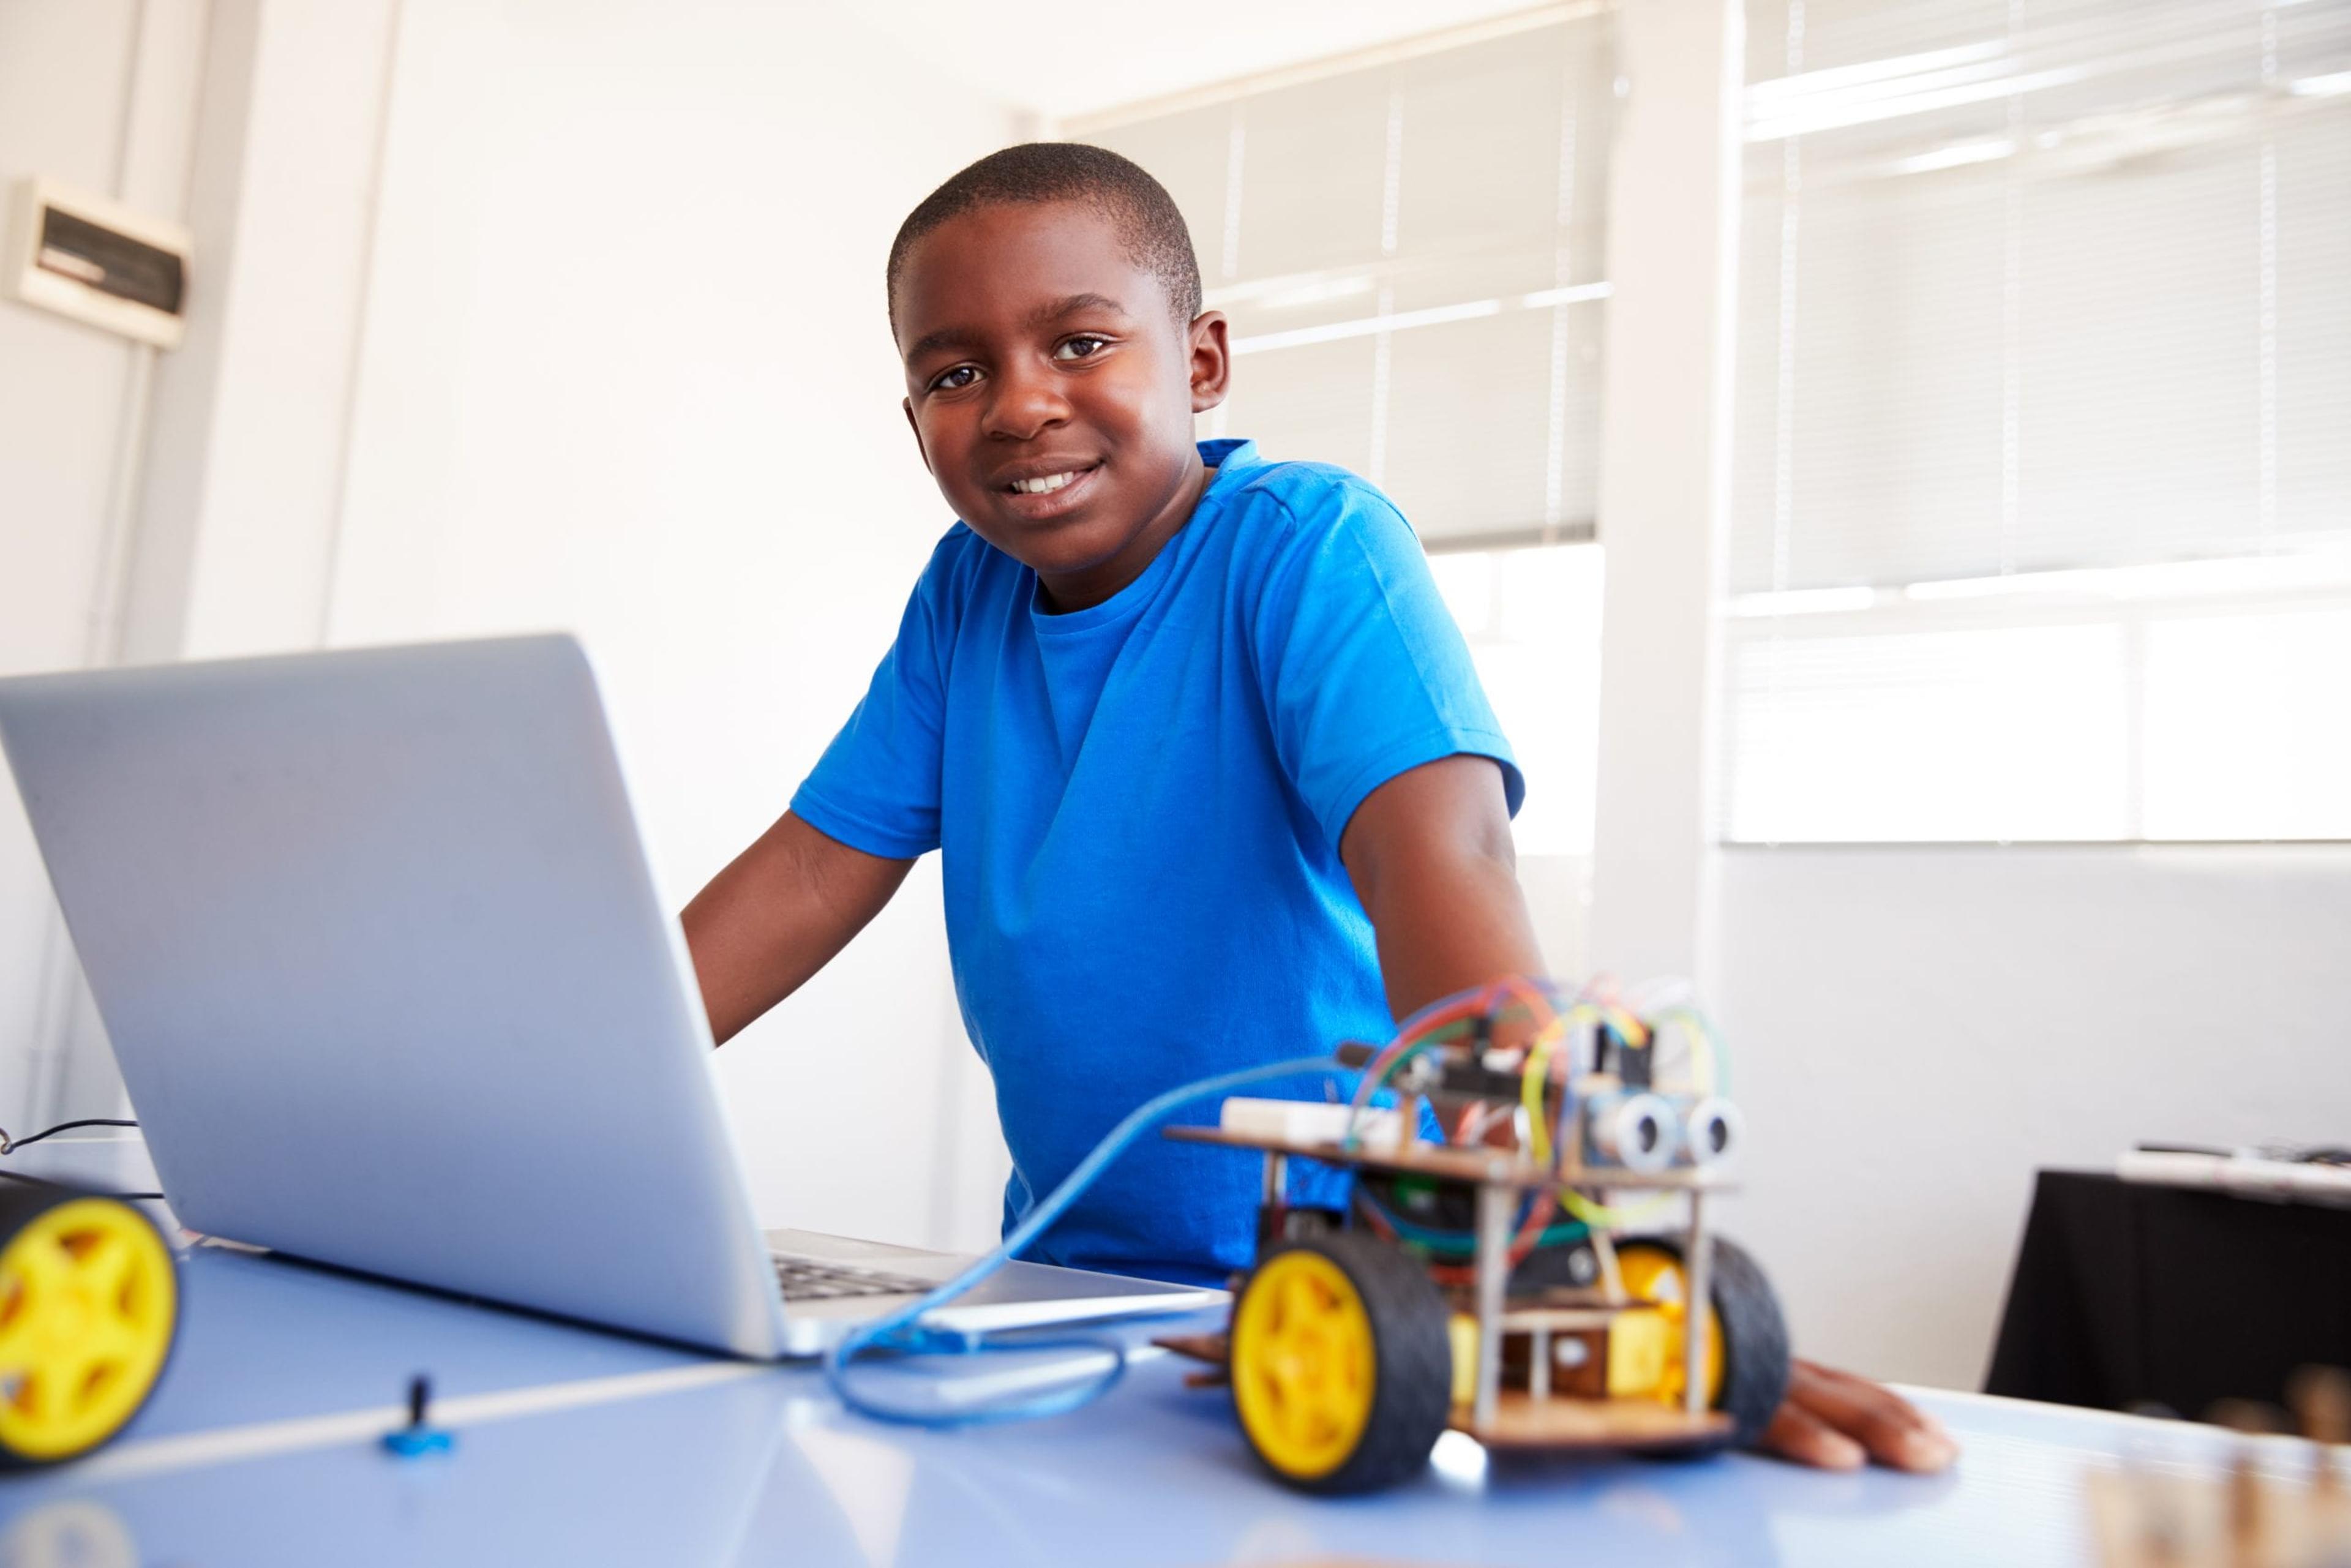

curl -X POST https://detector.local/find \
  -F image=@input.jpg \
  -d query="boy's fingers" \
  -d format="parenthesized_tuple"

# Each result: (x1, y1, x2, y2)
(1757, 1399, 1867, 1470)
(1793, 1357, 1943, 1423)
(1794, 1358, 1955, 1446)
(1784, 1360, 1958, 1473)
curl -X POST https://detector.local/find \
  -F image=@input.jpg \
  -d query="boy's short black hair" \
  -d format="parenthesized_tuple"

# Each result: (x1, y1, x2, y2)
(887, 142, 1204, 331)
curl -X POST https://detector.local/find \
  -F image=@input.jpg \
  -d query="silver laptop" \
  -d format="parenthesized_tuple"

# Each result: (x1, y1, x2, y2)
(0, 634, 1220, 1357)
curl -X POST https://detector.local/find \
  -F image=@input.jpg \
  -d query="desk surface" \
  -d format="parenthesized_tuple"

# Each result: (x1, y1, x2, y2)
(0, 1144, 2287, 1567)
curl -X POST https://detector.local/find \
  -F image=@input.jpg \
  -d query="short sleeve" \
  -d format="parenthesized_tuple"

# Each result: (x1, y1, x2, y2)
(1247, 474, 1524, 851)
(788, 536, 959, 858)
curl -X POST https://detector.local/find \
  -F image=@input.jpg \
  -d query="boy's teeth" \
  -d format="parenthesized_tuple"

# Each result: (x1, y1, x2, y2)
(1013, 471, 1078, 494)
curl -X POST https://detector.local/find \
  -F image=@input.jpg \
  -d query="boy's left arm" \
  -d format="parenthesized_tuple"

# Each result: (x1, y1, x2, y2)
(1339, 753, 1957, 1476)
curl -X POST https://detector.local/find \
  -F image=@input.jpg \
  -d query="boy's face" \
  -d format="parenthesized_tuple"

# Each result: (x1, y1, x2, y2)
(895, 200, 1228, 609)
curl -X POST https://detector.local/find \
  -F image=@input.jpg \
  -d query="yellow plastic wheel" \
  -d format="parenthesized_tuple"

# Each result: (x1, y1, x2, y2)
(1615, 1241, 1727, 1409)
(1229, 1231, 1450, 1493)
(1234, 1248, 1374, 1478)
(1614, 1236, 1790, 1452)
(0, 1191, 179, 1468)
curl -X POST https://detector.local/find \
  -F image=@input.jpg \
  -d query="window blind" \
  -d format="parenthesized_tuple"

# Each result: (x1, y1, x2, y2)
(1081, 10, 1617, 547)
(1724, 0, 2351, 842)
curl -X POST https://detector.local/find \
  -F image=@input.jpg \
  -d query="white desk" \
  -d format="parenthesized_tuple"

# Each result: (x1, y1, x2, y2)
(0, 1141, 2276, 1566)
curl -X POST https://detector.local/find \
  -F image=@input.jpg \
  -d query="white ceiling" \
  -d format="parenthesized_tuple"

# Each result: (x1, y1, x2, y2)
(853, 0, 1555, 122)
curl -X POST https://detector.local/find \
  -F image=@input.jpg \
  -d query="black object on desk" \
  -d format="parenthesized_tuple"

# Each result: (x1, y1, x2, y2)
(1985, 1169, 2351, 1416)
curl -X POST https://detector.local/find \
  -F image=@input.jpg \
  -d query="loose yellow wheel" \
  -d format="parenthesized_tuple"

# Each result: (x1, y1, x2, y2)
(0, 1187, 179, 1468)
(1614, 1236, 1789, 1452)
(1229, 1231, 1450, 1494)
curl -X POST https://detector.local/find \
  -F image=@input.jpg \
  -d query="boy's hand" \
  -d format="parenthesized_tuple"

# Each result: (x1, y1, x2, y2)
(1757, 1359, 1958, 1472)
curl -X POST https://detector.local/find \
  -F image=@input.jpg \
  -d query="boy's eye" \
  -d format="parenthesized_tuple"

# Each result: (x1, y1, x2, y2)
(929, 365, 980, 392)
(1053, 335, 1110, 362)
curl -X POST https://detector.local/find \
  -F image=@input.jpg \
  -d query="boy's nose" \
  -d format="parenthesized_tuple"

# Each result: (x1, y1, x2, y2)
(983, 366, 1072, 442)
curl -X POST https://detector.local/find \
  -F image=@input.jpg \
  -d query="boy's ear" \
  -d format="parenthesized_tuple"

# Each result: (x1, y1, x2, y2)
(901, 397, 933, 474)
(1187, 311, 1231, 415)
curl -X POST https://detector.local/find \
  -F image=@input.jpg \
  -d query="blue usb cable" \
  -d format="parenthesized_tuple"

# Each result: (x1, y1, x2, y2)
(824, 1053, 1343, 1429)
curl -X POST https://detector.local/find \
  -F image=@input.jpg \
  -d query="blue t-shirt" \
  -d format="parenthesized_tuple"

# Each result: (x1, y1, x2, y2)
(791, 439, 1521, 1285)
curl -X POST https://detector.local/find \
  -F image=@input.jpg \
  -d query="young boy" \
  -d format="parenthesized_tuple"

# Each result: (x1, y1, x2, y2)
(682, 143, 1952, 1474)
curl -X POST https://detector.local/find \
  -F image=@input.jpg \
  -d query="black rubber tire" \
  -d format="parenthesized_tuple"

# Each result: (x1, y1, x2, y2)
(1231, 1229, 1454, 1495)
(0, 1183, 182, 1471)
(1622, 1234, 1791, 1457)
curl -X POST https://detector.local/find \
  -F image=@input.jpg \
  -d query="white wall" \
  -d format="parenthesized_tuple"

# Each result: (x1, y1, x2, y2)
(324, 0, 1019, 1251)
(124, 0, 401, 667)
(1588, 0, 1743, 985)
(0, 0, 212, 1127)
(1712, 844, 2351, 1389)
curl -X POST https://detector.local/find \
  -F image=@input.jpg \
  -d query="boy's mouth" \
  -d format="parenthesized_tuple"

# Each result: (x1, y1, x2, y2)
(992, 461, 1103, 519)
(999, 462, 1100, 495)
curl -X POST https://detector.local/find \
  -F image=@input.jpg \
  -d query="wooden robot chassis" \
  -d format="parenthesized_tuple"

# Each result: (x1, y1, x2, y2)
(1156, 1123, 1746, 1459)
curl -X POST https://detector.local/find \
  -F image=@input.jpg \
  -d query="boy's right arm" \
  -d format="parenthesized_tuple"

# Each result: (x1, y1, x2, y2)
(681, 811, 915, 1046)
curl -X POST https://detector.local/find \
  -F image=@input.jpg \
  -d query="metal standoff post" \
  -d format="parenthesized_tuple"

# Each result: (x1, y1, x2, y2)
(1472, 1179, 1513, 1432)
(1684, 1190, 1712, 1415)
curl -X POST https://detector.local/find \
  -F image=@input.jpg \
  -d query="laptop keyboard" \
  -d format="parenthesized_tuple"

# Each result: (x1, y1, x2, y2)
(771, 1255, 937, 1301)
